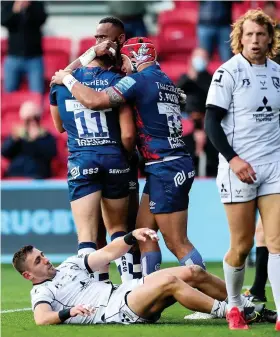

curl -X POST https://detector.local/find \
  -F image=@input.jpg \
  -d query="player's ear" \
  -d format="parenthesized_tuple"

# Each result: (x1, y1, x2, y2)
(22, 271, 33, 280)
(118, 34, 126, 45)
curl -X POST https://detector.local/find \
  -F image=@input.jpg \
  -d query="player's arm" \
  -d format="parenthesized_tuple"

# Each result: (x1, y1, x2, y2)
(86, 229, 158, 272)
(50, 105, 65, 133)
(34, 303, 92, 325)
(119, 104, 136, 153)
(64, 40, 117, 72)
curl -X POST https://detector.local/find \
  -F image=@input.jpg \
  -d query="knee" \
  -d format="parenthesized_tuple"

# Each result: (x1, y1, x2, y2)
(160, 274, 178, 292)
(265, 235, 280, 254)
(188, 265, 207, 283)
(229, 240, 254, 261)
(161, 232, 188, 256)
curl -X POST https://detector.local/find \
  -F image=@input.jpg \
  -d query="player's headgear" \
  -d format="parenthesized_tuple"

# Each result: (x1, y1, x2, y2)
(120, 37, 157, 73)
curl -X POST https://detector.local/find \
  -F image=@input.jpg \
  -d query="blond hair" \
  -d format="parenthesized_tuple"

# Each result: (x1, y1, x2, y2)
(230, 9, 280, 58)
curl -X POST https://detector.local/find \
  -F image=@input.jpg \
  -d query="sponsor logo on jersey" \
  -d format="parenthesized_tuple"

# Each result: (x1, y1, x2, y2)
(70, 166, 80, 179)
(256, 96, 272, 112)
(242, 79, 251, 87)
(272, 77, 280, 90)
(235, 189, 243, 198)
(260, 80, 267, 90)
(220, 183, 230, 198)
(168, 137, 185, 149)
(174, 171, 186, 187)
(75, 138, 116, 146)
(149, 201, 156, 209)
(114, 77, 136, 93)
(82, 168, 98, 175)
(109, 168, 130, 174)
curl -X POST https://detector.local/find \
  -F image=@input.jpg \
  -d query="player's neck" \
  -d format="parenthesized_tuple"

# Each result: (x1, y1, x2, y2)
(137, 62, 155, 72)
(241, 51, 266, 65)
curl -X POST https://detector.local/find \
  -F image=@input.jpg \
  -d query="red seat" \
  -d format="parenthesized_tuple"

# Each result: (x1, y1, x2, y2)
(42, 37, 72, 82)
(77, 37, 96, 57)
(1, 91, 43, 116)
(173, 0, 198, 11)
(232, 2, 251, 21)
(207, 60, 223, 74)
(159, 60, 188, 83)
(157, 10, 197, 61)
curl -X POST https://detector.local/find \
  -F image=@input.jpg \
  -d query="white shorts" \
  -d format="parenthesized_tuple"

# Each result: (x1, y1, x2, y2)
(216, 161, 280, 203)
(104, 278, 160, 324)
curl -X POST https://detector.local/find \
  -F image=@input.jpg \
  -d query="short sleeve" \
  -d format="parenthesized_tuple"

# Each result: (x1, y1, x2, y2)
(49, 85, 58, 106)
(206, 67, 235, 110)
(113, 75, 138, 101)
(64, 254, 95, 274)
(31, 286, 54, 311)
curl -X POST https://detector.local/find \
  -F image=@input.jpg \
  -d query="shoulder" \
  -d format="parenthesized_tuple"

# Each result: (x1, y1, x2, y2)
(267, 58, 280, 72)
(114, 75, 138, 91)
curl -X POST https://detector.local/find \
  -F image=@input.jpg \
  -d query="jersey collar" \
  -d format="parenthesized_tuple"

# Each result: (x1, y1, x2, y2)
(240, 53, 267, 67)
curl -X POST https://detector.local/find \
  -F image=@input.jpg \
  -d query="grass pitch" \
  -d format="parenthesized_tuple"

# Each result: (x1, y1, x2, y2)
(1, 262, 278, 337)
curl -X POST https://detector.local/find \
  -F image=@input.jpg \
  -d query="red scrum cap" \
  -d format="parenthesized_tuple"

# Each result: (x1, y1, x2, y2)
(120, 37, 157, 72)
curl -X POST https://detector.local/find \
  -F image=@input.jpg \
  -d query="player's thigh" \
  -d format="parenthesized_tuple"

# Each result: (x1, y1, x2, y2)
(258, 194, 280, 253)
(223, 200, 256, 250)
(145, 156, 195, 215)
(101, 196, 129, 234)
(127, 273, 176, 318)
(127, 154, 139, 231)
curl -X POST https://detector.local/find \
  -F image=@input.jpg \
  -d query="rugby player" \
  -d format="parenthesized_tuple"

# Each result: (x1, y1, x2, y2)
(51, 37, 205, 277)
(50, 40, 136, 283)
(205, 9, 280, 330)
(63, 17, 142, 280)
(12, 228, 260, 326)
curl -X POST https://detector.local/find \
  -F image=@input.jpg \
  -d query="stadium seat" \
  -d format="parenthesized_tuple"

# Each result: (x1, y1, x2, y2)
(77, 37, 96, 58)
(207, 60, 222, 74)
(1, 91, 43, 117)
(171, 3, 198, 23)
(160, 60, 188, 83)
(232, 2, 251, 21)
(42, 37, 72, 82)
(157, 10, 197, 61)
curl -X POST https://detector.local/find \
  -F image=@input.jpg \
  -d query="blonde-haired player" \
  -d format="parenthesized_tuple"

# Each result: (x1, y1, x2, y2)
(205, 9, 280, 330)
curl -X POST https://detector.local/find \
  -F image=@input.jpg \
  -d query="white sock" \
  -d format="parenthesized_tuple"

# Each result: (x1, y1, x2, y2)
(268, 253, 280, 319)
(211, 300, 227, 318)
(241, 295, 255, 308)
(115, 251, 134, 283)
(78, 247, 101, 282)
(223, 259, 245, 310)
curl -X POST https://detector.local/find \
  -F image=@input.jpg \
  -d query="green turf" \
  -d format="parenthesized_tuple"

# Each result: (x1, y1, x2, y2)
(1, 262, 278, 337)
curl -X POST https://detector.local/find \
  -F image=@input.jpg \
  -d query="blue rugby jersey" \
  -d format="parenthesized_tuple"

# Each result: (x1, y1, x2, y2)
(113, 64, 189, 161)
(50, 67, 123, 154)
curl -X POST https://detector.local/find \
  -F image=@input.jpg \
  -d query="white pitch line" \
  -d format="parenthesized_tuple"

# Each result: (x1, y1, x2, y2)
(1, 308, 32, 314)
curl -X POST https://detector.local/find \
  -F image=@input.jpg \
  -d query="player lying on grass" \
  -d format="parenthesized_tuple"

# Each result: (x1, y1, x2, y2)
(13, 228, 268, 325)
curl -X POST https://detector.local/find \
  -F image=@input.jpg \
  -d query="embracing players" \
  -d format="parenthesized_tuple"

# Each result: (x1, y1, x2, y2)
(51, 36, 205, 277)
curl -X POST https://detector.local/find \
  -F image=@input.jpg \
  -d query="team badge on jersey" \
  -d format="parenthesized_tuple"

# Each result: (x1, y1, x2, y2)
(272, 77, 280, 90)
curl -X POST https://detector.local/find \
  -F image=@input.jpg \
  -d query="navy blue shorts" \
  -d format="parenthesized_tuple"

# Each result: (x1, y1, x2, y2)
(67, 151, 130, 201)
(143, 156, 195, 214)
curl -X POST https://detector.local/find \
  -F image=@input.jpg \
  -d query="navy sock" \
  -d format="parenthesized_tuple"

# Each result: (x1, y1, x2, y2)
(179, 247, 206, 270)
(141, 251, 162, 276)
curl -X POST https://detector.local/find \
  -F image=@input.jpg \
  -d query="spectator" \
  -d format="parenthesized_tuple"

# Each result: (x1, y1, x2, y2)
(263, 1, 280, 64)
(177, 48, 218, 176)
(1, 101, 57, 179)
(1, 1, 47, 93)
(107, 1, 148, 39)
(197, 1, 233, 61)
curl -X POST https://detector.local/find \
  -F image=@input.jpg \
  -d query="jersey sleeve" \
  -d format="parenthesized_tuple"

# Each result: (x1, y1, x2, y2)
(206, 67, 235, 110)
(31, 286, 54, 311)
(113, 75, 138, 101)
(49, 85, 58, 106)
(64, 254, 95, 274)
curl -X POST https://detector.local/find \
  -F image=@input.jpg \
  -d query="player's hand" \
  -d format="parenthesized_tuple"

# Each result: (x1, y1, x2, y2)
(229, 156, 256, 184)
(50, 69, 72, 87)
(70, 304, 95, 317)
(132, 228, 159, 242)
(94, 40, 117, 58)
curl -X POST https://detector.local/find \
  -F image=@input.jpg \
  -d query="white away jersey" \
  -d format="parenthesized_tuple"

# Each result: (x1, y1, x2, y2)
(206, 53, 280, 167)
(30, 255, 114, 324)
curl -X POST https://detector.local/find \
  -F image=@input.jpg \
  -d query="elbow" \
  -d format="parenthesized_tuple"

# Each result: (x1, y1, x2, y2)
(83, 98, 99, 110)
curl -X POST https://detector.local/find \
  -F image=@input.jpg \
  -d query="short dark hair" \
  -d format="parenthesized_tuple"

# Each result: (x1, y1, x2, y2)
(13, 245, 34, 274)
(99, 16, 125, 31)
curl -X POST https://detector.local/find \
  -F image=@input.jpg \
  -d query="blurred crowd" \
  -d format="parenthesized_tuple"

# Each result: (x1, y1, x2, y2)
(1, 0, 280, 179)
